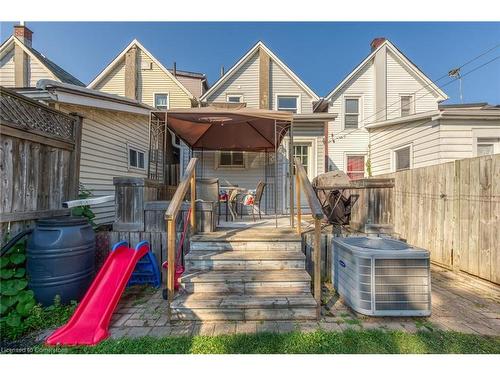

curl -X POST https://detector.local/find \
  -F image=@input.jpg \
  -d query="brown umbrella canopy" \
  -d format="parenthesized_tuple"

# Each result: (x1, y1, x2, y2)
(154, 107, 293, 151)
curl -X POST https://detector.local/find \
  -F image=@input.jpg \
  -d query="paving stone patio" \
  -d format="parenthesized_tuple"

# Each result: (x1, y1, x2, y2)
(107, 265, 500, 339)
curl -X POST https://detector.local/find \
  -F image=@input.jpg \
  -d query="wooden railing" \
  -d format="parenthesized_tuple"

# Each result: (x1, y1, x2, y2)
(294, 157, 324, 317)
(164, 157, 197, 319)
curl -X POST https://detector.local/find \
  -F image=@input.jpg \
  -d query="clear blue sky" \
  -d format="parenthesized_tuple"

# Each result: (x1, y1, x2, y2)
(1, 22, 499, 104)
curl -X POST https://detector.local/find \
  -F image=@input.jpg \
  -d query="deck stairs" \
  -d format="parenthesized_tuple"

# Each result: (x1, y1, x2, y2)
(172, 227, 318, 321)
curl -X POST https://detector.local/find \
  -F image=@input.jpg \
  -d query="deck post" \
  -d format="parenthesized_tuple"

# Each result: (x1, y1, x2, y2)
(191, 169, 196, 234)
(296, 170, 301, 235)
(167, 217, 176, 321)
(313, 217, 321, 318)
(289, 120, 295, 228)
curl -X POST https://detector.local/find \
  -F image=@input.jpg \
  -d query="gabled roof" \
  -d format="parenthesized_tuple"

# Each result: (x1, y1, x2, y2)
(200, 41, 319, 102)
(0, 36, 84, 86)
(87, 39, 194, 99)
(324, 39, 448, 102)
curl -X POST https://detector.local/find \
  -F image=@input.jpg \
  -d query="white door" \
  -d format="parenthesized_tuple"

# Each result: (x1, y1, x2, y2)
(284, 139, 316, 212)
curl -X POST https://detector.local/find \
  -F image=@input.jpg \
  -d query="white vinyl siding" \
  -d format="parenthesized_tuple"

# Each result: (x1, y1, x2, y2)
(0, 46, 57, 87)
(327, 62, 374, 172)
(94, 59, 126, 97)
(386, 50, 440, 120)
(207, 52, 259, 107)
(29, 56, 57, 87)
(368, 118, 500, 175)
(137, 49, 192, 108)
(270, 60, 313, 113)
(0, 48, 15, 87)
(93, 48, 192, 109)
(369, 119, 441, 175)
(59, 104, 149, 225)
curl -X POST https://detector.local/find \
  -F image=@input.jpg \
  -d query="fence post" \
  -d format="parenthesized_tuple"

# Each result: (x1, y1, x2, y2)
(167, 217, 175, 321)
(314, 218, 321, 318)
(452, 159, 461, 271)
(191, 169, 196, 234)
(296, 171, 301, 235)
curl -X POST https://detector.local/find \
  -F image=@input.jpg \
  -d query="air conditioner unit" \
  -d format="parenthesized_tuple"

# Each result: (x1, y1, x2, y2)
(332, 236, 431, 316)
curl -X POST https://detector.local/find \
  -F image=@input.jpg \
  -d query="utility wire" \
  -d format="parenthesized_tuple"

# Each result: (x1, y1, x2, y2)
(331, 42, 500, 142)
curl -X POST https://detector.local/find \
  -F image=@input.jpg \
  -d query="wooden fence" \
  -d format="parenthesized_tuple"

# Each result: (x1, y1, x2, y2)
(0, 87, 82, 242)
(348, 154, 499, 285)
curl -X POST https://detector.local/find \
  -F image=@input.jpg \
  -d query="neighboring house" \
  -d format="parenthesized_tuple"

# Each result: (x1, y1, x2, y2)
(0, 24, 84, 87)
(87, 39, 204, 107)
(19, 80, 154, 225)
(321, 37, 448, 179)
(88, 39, 207, 184)
(198, 41, 335, 213)
(367, 103, 500, 175)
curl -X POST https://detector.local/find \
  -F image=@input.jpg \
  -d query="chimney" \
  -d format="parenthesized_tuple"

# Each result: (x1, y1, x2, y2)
(14, 23, 33, 47)
(124, 45, 138, 100)
(13, 24, 30, 87)
(173, 62, 177, 77)
(370, 37, 386, 51)
(220, 66, 225, 77)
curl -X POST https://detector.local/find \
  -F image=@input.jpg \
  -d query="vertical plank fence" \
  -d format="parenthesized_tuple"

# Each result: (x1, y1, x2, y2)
(360, 154, 499, 285)
(0, 87, 81, 242)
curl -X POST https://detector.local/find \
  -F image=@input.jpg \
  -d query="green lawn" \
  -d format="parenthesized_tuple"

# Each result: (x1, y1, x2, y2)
(35, 329, 500, 354)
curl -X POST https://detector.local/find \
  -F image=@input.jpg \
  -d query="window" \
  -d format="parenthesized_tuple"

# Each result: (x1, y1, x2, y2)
(400, 95, 413, 117)
(346, 155, 365, 180)
(128, 146, 146, 170)
(154, 93, 169, 110)
(227, 94, 243, 103)
(477, 137, 500, 156)
(277, 95, 298, 113)
(344, 98, 359, 129)
(293, 145, 309, 175)
(393, 145, 412, 171)
(217, 151, 245, 168)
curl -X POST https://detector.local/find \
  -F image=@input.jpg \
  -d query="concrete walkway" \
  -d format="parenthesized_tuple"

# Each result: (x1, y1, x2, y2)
(108, 265, 500, 339)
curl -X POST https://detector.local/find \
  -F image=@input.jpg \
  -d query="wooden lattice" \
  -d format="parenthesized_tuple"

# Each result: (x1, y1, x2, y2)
(0, 87, 75, 142)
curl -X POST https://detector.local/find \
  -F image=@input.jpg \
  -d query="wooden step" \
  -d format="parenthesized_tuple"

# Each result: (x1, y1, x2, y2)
(190, 240, 302, 252)
(170, 293, 318, 321)
(180, 269, 311, 294)
(185, 250, 305, 271)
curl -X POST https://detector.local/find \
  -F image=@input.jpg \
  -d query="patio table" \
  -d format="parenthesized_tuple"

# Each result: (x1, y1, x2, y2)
(220, 186, 248, 221)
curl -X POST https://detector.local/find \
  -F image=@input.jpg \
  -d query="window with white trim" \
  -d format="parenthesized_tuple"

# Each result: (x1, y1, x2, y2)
(400, 95, 414, 117)
(128, 145, 146, 170)
(277, 95, 298, 113)
(227, 94, 243, 103)
(217, 151, 245, 169)
(477, 137, 500, 156)
(154, 93, 169, 110)
(344, 98, 359, 129)
(346, 155, 365, 180)
(393, 145, 412, 171)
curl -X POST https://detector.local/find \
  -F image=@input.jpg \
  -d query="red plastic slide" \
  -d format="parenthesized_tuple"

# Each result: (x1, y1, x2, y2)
(46, 241, 149, 346)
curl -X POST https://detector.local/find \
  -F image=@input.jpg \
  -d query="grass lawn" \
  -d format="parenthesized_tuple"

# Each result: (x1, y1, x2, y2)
(35, 329, 500, 354)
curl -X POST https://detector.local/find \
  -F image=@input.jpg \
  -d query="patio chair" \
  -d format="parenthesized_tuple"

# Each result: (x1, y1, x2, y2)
(240, 181, 266, 221)
(195, 178, 220, 230)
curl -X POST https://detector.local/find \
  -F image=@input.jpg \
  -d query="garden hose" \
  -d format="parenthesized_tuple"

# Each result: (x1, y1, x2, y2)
(1, 229, 33, 257)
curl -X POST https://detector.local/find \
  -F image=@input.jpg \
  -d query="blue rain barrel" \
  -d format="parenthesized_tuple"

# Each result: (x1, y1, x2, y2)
(26, 216, 96, 306)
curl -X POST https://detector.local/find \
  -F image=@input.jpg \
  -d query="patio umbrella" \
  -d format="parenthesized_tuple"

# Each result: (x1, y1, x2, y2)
(153, 107, 293, 151)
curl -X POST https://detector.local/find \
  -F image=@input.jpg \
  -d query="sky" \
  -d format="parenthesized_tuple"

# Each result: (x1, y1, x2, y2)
(1, 22, 499, 104)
